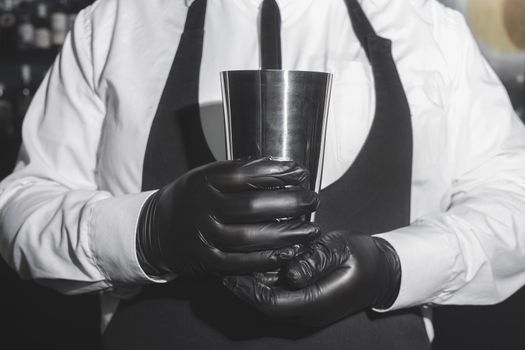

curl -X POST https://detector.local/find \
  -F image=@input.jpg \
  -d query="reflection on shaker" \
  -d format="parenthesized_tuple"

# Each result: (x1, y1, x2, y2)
(221, 69, 333, 197)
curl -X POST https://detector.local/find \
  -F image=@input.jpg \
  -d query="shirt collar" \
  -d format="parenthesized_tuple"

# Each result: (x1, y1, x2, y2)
(184, 0, 315, 13)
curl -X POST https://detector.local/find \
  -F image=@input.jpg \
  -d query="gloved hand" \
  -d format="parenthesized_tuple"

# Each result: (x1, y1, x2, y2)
(222, 230, 401, 328)
(136, 158, 321, 277)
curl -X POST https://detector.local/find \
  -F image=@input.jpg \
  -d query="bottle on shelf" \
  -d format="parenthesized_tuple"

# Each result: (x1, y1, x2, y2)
(51, 0, 68, 47)
(0, 82, 16, 139)
(0, 0, 18, 53)
(33, 1, 52, 50)
(16, 64, 34, 124)
(17, 0, 35, 51)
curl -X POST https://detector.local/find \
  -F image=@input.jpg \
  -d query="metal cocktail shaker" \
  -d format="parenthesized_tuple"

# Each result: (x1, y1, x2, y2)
(220, 70, 333, 199)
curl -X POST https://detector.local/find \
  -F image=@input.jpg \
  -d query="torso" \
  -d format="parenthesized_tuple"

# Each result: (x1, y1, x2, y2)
(88, 0, 454, 223)
(102, 1, 435, 348)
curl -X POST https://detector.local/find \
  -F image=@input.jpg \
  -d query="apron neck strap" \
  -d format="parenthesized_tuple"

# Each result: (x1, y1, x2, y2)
(344, 0, 379, 59)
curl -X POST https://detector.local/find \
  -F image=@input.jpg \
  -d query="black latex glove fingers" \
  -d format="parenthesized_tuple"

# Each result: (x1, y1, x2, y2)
(209, 245, 303, 275)
(252, 270, 280, 285)
(207, 157, 310, 192)
(283, 231, 353, 290)
(205, 219, 321, 252)
(223, 266, 358, 327)
(139, 157, 322, 277)
(223, 231, 402, 328)
(210, 187, 320, 224)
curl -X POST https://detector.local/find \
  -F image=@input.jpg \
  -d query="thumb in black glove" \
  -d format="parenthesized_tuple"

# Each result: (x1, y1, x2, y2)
(222, 230, 401, 328)
(136, 158, 321, 277)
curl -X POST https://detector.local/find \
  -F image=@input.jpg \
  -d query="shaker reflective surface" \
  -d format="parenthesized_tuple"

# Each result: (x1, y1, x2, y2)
(221, 69, 333, 194)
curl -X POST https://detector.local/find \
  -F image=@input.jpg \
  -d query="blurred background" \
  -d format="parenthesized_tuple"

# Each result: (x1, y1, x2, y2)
(0, 0, 524, 349)
(0, 1, 99, 348)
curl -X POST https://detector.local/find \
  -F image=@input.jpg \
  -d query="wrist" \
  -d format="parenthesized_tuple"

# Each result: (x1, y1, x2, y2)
(136, 191, 172, 277)
(372, 237, 402, 309)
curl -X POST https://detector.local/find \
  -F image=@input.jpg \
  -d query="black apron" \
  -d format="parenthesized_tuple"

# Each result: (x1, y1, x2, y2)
(103, 0, 430, 348)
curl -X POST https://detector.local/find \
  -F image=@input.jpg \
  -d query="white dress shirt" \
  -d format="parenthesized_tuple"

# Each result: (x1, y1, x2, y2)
(1, 0, 525, 335)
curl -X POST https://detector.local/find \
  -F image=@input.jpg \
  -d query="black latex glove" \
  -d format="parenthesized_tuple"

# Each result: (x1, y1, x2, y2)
(136, 158, 321, 277)
(223, 230, 401, 328)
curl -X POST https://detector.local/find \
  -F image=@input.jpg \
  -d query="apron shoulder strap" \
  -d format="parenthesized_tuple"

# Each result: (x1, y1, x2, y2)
(141, 0, 213, 191)
(344, 0, 381, 59)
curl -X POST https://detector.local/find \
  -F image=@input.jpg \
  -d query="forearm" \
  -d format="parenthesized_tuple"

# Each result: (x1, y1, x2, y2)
(0, 175, 159, 295)
(378, 171, 525, 310)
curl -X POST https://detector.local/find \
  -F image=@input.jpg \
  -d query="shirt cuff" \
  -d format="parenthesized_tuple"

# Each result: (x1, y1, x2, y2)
(373, 217, 461, 311)
(88, 190, 173, 285)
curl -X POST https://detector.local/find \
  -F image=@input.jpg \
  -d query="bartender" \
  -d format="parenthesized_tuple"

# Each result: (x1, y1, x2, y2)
(2, 0, 525, 349)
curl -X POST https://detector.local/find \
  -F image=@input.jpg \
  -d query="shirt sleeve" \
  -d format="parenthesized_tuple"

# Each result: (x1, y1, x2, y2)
(0, 7, 165, 296)
(376, 12, 525, 310)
